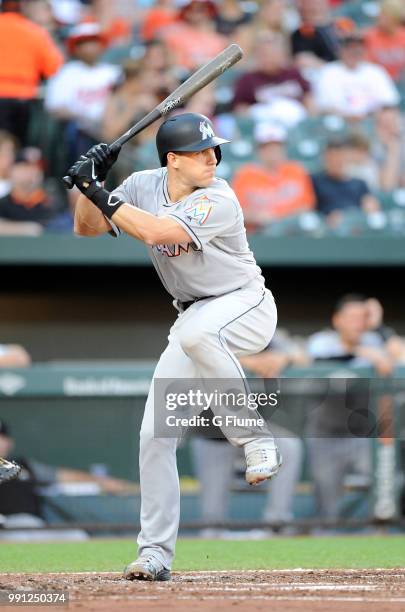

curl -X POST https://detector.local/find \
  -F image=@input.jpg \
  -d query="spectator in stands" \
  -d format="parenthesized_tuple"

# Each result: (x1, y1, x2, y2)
(21, 0, 62, 43)
(0, 131, 18, 198)
(45, 23, 120, 164)
(81, 0, 132, 48)
(311, 137, 381, 225)
(256, 0, 296, 36)
(344, 132, 380, 191)
(306, 294, 393, 520)
(241, 1, 300, 70)
(0, 147, 70, 235)
(233, 31, 313, 127)
(313, 30, 400, 120)
(48, 0, 84, 27)
(370, 105, 405, 191)
(159, 0, 227, 72)
(0, 0, 64, 145)
(140, 0, 177, 42)
(232, 123, 316, 232)
(101, 59, 159, 144)
(307, 294, 393, 374)
(364, 0, 405, 82)
(366, 297, 405, 364)
(0, 343, 30, 367)
(290, 0, 348, 71)
(193, 330, 306, 535)
(0, 420, 135, 528)
(214, 0, 253, 37)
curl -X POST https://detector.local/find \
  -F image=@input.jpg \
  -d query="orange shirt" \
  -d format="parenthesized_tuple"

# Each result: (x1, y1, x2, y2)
(161, 23, 226, 71)
(0, 13, 64, 99)
(364, 26, 405, 81)
(140, 8, 177, 41)
(232, 162, 315, 228)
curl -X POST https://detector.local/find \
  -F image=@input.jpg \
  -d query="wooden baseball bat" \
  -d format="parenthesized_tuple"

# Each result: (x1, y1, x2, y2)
(62, 43, 243, 188)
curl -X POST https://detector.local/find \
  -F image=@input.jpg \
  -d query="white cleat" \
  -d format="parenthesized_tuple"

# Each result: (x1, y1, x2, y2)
(124, 556, 171, 581)
(244, 438, 282, 486)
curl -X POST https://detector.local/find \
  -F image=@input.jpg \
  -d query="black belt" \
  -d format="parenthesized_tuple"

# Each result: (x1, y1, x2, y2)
(179, 296, 214, 311)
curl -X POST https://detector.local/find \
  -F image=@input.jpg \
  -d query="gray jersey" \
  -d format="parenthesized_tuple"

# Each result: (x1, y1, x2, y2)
(111, 167, 263, 302)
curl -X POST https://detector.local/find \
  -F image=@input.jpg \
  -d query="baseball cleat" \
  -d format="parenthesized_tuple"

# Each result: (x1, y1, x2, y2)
(124, 556, 171, 581)
(244, 438, 282, 486)
(0, 457, 21, 484)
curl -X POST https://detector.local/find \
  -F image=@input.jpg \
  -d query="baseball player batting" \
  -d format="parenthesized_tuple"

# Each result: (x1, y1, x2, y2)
(67, 112, 281, 581)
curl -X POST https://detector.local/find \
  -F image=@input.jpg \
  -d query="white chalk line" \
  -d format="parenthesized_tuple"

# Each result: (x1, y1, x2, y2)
(156, 584, 381, 592)
(3, 569, 404, 576)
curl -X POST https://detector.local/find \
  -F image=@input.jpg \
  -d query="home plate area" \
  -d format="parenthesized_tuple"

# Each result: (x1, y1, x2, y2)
(2, 569, 405, 611)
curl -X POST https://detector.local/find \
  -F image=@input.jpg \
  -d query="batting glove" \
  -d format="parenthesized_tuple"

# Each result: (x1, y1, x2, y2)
(84, 143, 121, 182)
(67, 157, 125, 219)
(67, 156, 100, 194)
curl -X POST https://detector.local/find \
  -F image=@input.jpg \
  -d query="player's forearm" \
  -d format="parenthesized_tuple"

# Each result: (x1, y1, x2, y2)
(111, 204, 190, 246)
(74, 194, 111, 236)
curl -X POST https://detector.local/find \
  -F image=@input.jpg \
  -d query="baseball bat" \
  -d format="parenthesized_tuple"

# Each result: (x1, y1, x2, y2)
(62, 43, 243, 188)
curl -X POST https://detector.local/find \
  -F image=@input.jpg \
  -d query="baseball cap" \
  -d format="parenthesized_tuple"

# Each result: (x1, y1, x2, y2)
(254, 123, 287, 145)
(66, 23, 107, 54)
(15, 147, 44, 168)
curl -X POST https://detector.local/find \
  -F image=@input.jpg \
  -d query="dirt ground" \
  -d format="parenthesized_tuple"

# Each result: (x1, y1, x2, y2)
(1, 569, 405, 612)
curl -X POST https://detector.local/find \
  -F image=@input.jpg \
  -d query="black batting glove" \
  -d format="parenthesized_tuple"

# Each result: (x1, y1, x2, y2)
(67, 156, 100, 195)
(67, 156, 125, 219)
(84, 143, 121, 182)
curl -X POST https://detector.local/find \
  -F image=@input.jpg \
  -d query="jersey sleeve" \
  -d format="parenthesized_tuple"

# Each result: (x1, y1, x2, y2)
(167, 190, 237, 250)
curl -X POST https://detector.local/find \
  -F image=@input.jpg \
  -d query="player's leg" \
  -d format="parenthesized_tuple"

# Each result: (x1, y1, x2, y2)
(124, 339, 197, 581)
(175, 279, 281, 483)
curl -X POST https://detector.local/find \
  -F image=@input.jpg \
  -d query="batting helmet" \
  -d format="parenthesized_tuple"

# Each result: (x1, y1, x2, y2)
(156, 113, 229, 167)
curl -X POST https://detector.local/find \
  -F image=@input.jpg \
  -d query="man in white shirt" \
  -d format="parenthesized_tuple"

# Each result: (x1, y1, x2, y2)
(314, 31, 399, 119)
(45, 23, 120, 162)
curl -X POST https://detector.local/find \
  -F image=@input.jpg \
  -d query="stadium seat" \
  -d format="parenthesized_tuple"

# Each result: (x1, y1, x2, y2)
(261, 212, 328, 238)
(99, 43, 145, 65)
(333, 209, 389, 237)
(332, 0, 380, 28)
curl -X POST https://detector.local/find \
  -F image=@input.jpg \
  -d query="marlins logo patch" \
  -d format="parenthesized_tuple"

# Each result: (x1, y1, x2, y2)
(184, 195, 213, 225)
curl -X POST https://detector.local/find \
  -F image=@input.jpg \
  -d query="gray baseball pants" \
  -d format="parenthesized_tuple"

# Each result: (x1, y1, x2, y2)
(136, 279, 277, 568)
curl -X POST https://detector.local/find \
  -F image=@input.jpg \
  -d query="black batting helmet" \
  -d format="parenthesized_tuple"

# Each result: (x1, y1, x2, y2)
(156, 113, 229, 167)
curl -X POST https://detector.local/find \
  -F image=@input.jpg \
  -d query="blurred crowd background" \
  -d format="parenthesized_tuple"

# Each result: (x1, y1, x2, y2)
(1, 0, 405, 538)
(1, 0, 405, 237)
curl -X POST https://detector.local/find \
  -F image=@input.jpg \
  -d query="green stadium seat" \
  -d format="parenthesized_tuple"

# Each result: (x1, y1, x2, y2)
(261, 212, 328, 238)
(100, 43, 145, 65)
(375, 189, 405, 210)
(333, 209, 389, 237)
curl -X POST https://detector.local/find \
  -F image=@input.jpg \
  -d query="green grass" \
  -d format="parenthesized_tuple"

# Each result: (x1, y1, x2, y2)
(1, 536, 405, 573)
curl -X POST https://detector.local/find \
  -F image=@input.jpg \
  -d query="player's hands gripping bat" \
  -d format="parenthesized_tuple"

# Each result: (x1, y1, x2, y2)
(84, 143, 120, 182)
(63, 43, 243, 188)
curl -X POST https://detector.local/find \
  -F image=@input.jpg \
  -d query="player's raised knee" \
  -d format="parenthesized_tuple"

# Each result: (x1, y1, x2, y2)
(178, 326, 212, 356)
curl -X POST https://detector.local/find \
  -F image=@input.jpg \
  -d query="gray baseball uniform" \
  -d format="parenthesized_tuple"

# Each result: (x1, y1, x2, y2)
(111, 167, 278, 568)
